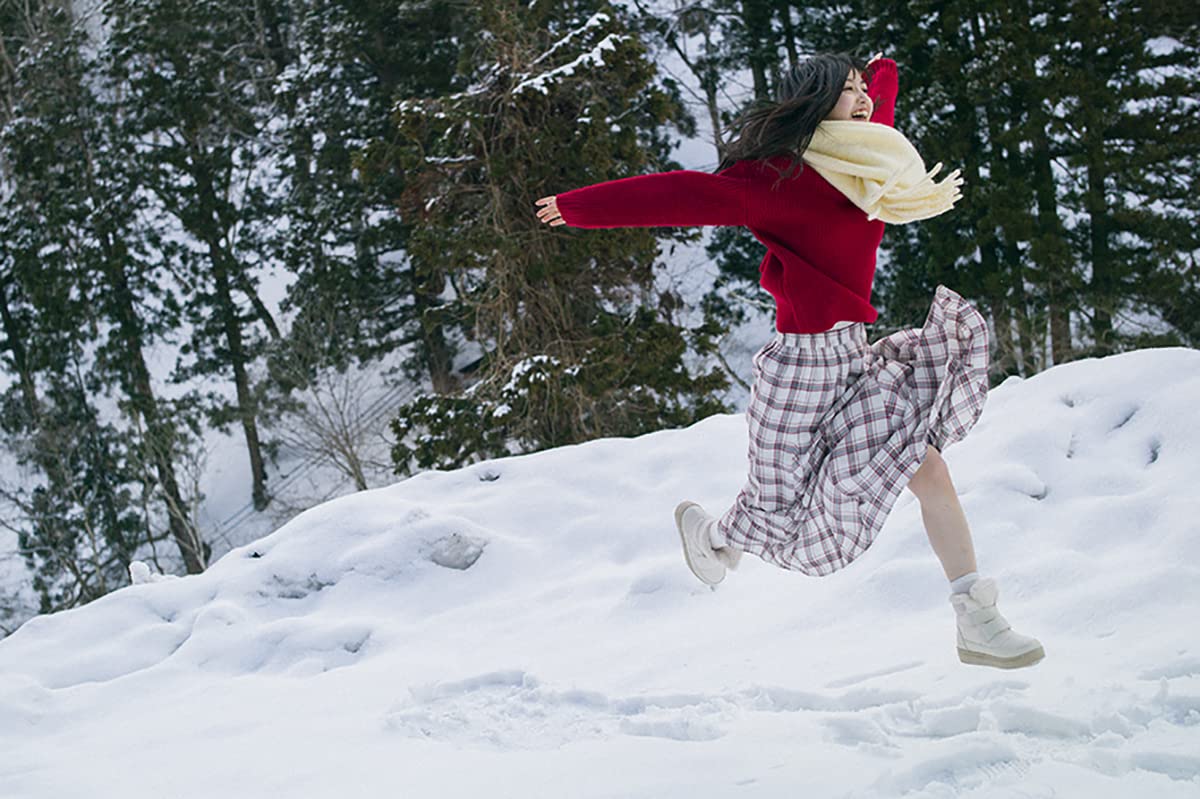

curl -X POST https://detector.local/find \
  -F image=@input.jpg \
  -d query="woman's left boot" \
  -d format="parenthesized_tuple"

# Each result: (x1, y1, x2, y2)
(951, 577, 1045, 669)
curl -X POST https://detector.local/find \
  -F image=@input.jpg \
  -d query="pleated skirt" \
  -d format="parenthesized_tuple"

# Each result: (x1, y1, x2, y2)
(717, 284, 990, 576)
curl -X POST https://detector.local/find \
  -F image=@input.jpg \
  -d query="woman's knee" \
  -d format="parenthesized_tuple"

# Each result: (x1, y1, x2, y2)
(907, 444, 950, 500)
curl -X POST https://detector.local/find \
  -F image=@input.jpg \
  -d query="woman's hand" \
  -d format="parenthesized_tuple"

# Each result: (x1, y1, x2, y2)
(535, 195, 566, 226)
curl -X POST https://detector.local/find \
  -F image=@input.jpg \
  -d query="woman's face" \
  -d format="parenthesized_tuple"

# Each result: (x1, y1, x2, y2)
(825, 68, 873, 122)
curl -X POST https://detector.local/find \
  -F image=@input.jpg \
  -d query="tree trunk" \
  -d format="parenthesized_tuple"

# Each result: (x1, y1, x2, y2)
(1048, 298, 1071, 365)
(989, 295, 1017, 378)
(192, 161, 271, 510)
(1073, 0, 1116, 357)
(1006, 241, 1035, 375)
(940, 10, 1013, 380)
(1029, 124, 1075, 366)
(211, 248, 270, 510)
(1083, 144, 1114, 356)
(648, 3, 726, 163)
(704, 67, 724, 162)
(778, 4, 797, 69)
(74, 109, 208, 571)
(0, 278, 77, 560)
(413, 269, 456, 394)
(105, 251, 208, 573)
(1018, 0, 1075, 366)
(741, 0, 773, 100)
(234, 270, 282, 340)
(0, 279, 41, 422)
(969, 10, 1034, 376)
(959, 116, 1015, 377)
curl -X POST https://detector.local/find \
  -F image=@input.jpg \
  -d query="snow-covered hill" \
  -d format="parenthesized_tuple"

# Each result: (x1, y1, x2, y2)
(1, 347, 1198, 798)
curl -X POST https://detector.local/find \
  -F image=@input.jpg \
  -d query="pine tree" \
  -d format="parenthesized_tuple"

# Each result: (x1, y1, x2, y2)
(13, 368, 146, 611)
(1, 0, 208, 599)
(102, 0, 286, 510)
(1052, 0, 1200, 355)
(846, 0, 1200, 372)
(0, 1, 151, 607)
(385, 0, 728, 474)
(1004, 0, 1078, 368)
(265, 0, 467, 396)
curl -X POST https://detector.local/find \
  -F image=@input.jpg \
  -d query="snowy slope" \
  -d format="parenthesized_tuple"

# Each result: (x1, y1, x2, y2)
(0, 8, 759, 616)
(1, 347, 1198, 798)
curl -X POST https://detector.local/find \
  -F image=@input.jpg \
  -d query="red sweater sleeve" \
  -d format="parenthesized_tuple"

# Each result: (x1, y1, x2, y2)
(867, 58, 898, 128)
(555, 170, 749, 229)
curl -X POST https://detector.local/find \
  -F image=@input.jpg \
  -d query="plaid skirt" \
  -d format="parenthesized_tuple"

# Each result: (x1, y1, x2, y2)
(717, 284, 990, 576)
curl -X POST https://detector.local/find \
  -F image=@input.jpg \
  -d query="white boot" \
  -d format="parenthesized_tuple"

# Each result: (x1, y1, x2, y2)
(714, 543, 743, 571)
(951, 578, 1045, 669)
(699, 507, 743, 572)
(674, 501, 727, 586)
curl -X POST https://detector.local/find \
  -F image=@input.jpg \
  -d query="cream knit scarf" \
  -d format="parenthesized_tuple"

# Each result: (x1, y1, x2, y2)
(801, 120, 964, 224)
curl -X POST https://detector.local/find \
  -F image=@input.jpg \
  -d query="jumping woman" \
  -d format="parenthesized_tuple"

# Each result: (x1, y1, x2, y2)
(534, 53, 1044, 670)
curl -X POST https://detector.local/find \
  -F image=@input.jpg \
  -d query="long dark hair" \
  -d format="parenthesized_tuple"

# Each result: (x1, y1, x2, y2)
(716, 52, 872, 181)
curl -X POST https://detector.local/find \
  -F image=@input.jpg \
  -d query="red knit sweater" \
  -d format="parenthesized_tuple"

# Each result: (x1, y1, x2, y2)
(555, 58, 899, 334)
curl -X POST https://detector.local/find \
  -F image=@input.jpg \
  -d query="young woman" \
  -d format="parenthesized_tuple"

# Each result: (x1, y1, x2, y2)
(534, 53, 1044, 670)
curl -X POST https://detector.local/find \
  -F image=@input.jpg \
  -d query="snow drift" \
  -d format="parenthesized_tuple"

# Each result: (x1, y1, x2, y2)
(1, 347, 1198, 798)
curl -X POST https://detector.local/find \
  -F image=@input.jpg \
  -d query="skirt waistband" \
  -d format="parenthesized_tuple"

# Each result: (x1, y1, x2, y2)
(773, 322, 867, 350)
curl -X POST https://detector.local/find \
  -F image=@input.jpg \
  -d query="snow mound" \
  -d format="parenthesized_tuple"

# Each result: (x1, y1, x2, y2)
(0, 347, 1197, 799)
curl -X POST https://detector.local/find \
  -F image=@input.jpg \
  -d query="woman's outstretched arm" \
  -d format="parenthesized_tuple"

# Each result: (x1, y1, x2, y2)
(535, 169, 749, 229)
(867, 56, 899, 128)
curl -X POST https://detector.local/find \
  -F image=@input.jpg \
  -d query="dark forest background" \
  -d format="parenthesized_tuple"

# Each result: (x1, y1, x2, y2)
(1, 0, 1196, 629)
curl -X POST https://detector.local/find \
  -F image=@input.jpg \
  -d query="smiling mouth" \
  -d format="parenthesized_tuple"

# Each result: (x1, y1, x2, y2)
(851, 110, 870, 120)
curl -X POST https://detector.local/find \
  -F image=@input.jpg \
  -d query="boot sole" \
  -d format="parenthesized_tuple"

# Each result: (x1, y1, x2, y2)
(674, 502, 724, 586)
(958, 644, 1045, 670)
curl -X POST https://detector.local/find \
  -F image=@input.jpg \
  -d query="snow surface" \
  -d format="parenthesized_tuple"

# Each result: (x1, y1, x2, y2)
(1, 347, 1199, 797)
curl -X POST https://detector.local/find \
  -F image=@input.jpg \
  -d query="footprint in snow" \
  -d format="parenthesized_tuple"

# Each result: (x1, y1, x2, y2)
(382, 670, 918, 750)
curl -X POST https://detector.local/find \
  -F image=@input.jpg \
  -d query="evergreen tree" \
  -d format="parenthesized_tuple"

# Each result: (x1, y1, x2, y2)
(102, 0, 285, 510)
(265, 0, 467, 397)
(13, 368, 146, 611)
(834, 0, 1200, 373)
(1, 0, 208, 598)
(1051, 0, 1200, 355)
(384, 0, 727, 475)
(850, 0, 1031, 374)
(0, 1, 148, 607)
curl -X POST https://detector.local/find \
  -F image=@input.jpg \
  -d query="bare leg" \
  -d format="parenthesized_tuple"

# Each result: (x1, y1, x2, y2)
(907, 445, 1045, 669)
(906, 444, 978, 581)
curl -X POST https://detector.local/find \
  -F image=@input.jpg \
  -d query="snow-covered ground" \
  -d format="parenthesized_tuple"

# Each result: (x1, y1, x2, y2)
(1, 346, 1197, 798)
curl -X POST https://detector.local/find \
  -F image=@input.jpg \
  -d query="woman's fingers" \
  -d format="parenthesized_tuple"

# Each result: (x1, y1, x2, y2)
(534, 195, 565, 226)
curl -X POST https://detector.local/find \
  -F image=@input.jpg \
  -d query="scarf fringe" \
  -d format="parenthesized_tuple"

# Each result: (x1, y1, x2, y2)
(803, 122, 965, 225)
(865, 164, 964, 222)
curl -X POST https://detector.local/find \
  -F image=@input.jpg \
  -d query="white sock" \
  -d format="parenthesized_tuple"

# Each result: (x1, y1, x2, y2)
(707, 519, 727, 549)
(950, 571, 980, 594)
